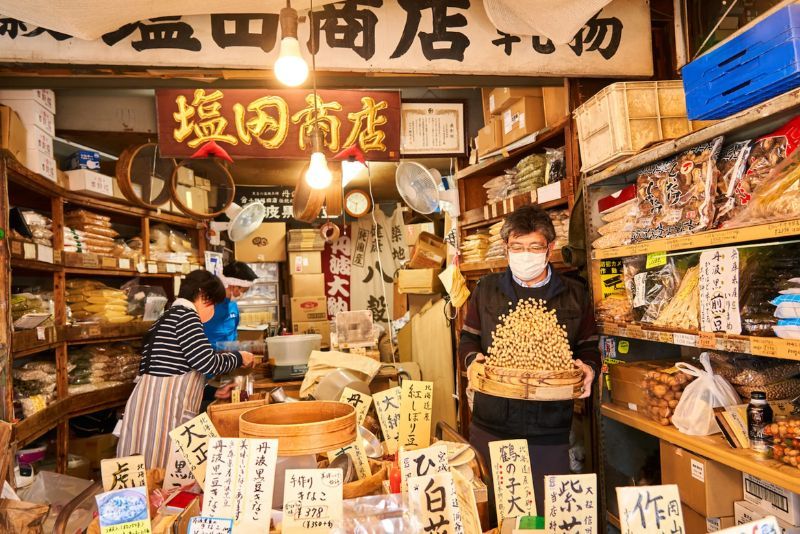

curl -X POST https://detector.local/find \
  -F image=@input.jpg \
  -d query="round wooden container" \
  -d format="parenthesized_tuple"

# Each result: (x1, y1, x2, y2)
(470, 363, 584, 401)
(239, 401, 356, 456)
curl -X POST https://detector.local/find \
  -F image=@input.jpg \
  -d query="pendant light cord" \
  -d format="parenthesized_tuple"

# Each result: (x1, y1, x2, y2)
(310, 0, 320, 150)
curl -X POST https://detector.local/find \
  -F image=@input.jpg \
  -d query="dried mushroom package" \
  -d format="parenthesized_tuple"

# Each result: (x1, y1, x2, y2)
(739, 245, 800, 336)
(734, 148, 800, 226)
(632, 137, 723, 242)
(623, 256, 682, 324)
(712, 141, 752, 227)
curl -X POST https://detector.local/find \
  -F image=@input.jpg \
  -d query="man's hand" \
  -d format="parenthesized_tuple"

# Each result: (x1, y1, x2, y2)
(466, 354, 486, 410)
(215, 382, 236, 400)
(574, 359, 595, 399)
(240, 351, 255, 368)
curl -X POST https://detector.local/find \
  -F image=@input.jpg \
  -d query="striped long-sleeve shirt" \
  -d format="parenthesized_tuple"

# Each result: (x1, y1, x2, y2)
(139, 303, 242, 377)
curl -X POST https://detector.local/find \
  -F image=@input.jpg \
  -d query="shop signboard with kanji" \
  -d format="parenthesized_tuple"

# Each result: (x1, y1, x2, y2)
(156, 88, 401, 160)
(0, 0, 652, 77)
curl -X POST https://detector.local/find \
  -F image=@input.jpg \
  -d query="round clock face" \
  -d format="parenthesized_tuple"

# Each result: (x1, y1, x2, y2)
(346, 190, 371, 217)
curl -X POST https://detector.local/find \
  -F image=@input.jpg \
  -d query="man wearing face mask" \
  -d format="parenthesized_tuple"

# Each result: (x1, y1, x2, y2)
(460, 204, 599, 515)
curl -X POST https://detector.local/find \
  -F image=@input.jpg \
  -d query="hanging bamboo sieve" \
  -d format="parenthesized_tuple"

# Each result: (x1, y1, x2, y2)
(238, 401, 356, 456)
(470, 362, 584, 401)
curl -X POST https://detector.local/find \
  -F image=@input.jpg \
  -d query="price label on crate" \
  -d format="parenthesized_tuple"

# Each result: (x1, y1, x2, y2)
(698, 332, 716, 350)
(749, 337, 779, 358)
(645, 251, 666, 269)
(672, 333, 697, 347)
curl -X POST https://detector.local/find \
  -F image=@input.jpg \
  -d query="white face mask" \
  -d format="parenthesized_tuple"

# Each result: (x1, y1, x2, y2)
(507, 251, 549, 282)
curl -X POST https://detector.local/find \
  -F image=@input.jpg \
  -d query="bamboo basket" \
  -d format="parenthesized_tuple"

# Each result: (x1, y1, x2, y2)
(470, 363, 584, 401)
(207, 398, 269, 438)
(239, 401, 356, 456)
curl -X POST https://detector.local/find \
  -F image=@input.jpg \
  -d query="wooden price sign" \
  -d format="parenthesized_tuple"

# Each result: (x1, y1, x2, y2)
(489, 439, 536, 522)
(407, 471, 464, 534)
(168, 413, 219, 489)
(100, 455, 146, 492)
(339, 387, 372, 426)
(327, 441, 372, 480)
(399, 380, 434, 450)
(399, 443, 449, 493)
(282, 468, 344, 533)
(617, 484, 685, 534)
(202, 438, 278, 533)
(544, 474, 598, 533)
(163, 443, 195, 490)
(373, 387, 401, 454)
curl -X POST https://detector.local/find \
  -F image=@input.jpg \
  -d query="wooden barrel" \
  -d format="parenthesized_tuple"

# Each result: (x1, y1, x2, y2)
(239, 401, 356, 456)
(470, 363, 584, 401)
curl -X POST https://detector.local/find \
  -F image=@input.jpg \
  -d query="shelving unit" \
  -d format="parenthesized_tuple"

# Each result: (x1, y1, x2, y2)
(1, 149, 208, 471)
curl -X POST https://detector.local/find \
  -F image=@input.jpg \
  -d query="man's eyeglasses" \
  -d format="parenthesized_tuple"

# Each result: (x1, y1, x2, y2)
(507, 244, 549, 254)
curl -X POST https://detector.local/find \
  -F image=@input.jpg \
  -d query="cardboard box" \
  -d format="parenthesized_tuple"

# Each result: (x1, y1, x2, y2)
(408, 232, 447, 269)
(398, 322, 412, 362)
(0, 105, 26, 163)
(542, 86, 569, 127)
(66, 168, 113, 196)
(293, 320, 331, 348)
(477, 117, 504, 157)
(537, 180, 564, 204)
(735, 500, 800, 533)
(237, 327, 267, 343)
(682, 504, 734, 533)
(234, 222, 287, 263)
(608, 359, 679, 412)
(488, 87, 543, 115)
(289, 251, 322, 274)
(0, 89, 55, 114)
(0, 98, 55, 136)
(65, 149, 100, 171)
(397, 268, 443, 295)
(290, 273, 326, 297)
(27, 126, 53, 157)
(291, 296, 328, 322)
(26, 149, 57, 182)
(68, 433, 118, 470)
(195, 176, 211, 191)
(660, 441, 743, 517)
(743, 473, 800, 526)
(177, 166, 194, 186)
(501, 96, 546, 145)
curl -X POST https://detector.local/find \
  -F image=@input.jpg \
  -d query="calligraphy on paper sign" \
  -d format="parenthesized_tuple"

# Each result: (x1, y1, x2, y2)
(489, 439, 537, 523)
(408, 471, 464, 534)
(545, 474, 598, 533)
(373, 386, 402, 454)
(323, 229, 352, 319)
(283, 468, 344, 533)
(617, 484, 685, 534)
(168, 413, 219, 489)
(398, 380, 434, 450)
(339, 386, 372, 426)
(399, 443, 449, 493)
(188, 517, 233, 534)
(156, 89, 400, 160)
(100, 455, 146, 492)
(699, 247, 741, 334)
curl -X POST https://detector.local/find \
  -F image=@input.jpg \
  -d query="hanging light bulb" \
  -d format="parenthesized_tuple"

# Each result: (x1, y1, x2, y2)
(305, 131, 332, 189)
(274, 2, 308, 86)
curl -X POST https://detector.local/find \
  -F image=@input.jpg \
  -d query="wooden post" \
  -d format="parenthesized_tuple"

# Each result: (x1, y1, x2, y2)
(0, 157, 12, 422)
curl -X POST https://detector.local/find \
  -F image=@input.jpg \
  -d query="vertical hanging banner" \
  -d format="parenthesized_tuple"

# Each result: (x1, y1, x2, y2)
(617, 484, 685, 534)
(699, 247, 741, 334)
(322, 228, 352, 319)
(0, 1, 652, 77)
(155, 89, 401, 160)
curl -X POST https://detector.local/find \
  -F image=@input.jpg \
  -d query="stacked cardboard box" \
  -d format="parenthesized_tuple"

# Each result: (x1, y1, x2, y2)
(0, 89, 57, 181)
(737, 474, 800, 532)
(287, 230, 329, 347)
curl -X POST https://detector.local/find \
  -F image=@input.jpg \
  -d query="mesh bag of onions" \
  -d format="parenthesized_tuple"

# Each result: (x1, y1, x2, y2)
(487, 298, 575, 370)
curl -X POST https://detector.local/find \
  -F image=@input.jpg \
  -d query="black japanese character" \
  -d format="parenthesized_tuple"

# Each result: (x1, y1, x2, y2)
(392, 247, 406, 261)
(22, 26, 71, 40)
(103, 17, 201, 51)
(391, 0, 470, 62)
(631, 490, 666, 529)
(531, 36, 555, 54)
(367, 295, 388, 322)
(414, 455, 436, 477)
(424, 477, 447, 513)
(492, 30, 520, 56)
(0, 18, 27, 39)
(569, 13, 622, 60)
(559, 516, 581, 530)
(211, 14, 278, 53)
(424, 515, 450, 533)
(362, 261, 393, 284)
(506, 493, 526, 516)
(308, 0, 382, 60)
(179, 423, 206, 447)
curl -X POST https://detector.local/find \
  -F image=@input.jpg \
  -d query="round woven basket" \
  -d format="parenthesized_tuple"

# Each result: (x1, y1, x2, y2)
(471, 363, 584, 401)
(239, 401, 356, 456)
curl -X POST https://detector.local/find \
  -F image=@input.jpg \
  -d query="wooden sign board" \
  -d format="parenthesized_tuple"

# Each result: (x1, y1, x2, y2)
(283, 468, 344, 533)
(168, 413, 219, 489)
(100, 455, 146, 492)
(544, 474, 598, 533)
(373, 386, 401, 454)
(327, 441, 372, 481)
(398, 380, 434, 450)
(399, 443, 449, 493)
(489, 439, 536, 523)
(407, 471, 464, 534)
(339, 387, 372, 426)
(617, 484, 685, 534)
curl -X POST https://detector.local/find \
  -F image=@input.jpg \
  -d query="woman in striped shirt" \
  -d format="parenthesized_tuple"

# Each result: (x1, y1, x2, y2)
(116, 270, 254, 468)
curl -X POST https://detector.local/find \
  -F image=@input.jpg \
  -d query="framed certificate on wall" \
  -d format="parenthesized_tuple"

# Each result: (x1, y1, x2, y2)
(400, 101, 467, 156)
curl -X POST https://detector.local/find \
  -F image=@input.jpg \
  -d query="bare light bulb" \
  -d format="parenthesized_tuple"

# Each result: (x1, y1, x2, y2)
(274, 37, 309, 87)
(306, 152, 333, 189)
(341, 159, 366, 186)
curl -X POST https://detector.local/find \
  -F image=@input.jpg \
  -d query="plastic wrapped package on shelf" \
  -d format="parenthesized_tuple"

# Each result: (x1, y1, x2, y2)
(66, 279, 134, 324)
(68, 342, 141, 395)
(13, 360, 58, 419)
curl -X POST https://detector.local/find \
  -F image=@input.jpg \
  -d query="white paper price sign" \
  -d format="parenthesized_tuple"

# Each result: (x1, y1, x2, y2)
(700, 247, 741, 334)
(188, 517, 233, 534)
(544, 474, 597, 533)
(283, 469, 343, 533)
(489, 439, 536, 522)
(617, 484, 685, 534)
(399, 443, 449, 493)
(202, 438, 278, 533)
(168, 413, 219, 489)
(163, 443, 195, 490)
(339, 387, 372, 426)
(408, 471, 464, 534)
(399, 380, 434, 450)
(373, 387, 401, 454)
(100, 455, 146, 492)
(717, 517, 780, 534)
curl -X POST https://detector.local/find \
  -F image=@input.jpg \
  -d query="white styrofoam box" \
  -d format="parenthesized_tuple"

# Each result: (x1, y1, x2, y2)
(735, 500, 800, 533)
(743, 473, 800, 527)
(25, 149, 56, 182)
(0, 99, 55, 136)
(0, 89, 55, 114)
(66, 169, 113, 197)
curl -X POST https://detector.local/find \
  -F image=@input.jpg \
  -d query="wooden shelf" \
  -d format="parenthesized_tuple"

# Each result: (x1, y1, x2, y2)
(601, 403, 800, 494)
(456, 117, 568, 181)
(64, 266, 140, 277)
(585, 87, 800, 187)
(14, 383, 134, 447)
(64, 321, 152, 343)
(10, 257, 61, 273)
(598, 322, 800, 361)
(593, 218, 800, 260)
(461, 191, 569, 230)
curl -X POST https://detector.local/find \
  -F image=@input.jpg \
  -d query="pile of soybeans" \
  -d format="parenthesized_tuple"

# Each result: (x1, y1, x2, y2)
(486, 298, 575, 371)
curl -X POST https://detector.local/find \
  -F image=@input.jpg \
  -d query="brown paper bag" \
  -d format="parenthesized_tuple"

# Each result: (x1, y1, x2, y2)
(0, 499, 49, 534)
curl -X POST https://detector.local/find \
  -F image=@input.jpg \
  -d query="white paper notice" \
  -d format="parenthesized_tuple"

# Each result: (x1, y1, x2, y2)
(282, 468, 343, 533)
(699, 247, 741, 334)
(544, 473, 597, 533)
(617, 484, 685, 534)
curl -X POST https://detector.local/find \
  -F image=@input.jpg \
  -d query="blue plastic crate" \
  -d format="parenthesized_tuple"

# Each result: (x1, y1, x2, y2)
(683, 5, 800, 120)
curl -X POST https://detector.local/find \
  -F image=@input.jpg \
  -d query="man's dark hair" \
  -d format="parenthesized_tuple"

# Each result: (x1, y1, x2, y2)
(500, 204, 556, 243)
(222, 261, 258, 283)
(178, 270, 227, 304)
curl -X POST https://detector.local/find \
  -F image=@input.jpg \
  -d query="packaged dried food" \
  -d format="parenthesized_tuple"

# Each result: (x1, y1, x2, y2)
(731, 148, 800, 226)
(65, 209, 111, 224)
(601, 202, 637, 223)
(712, 141, 752, 227)
(736, 378, 800, 400)
(623, 256, 681, 324)
(632, 137, 723, 242)
(653, 265, 700, 330)
(596, 293, 633, 323)
(708, 351, 800, 387)
(642, 365, 694, 426)
(598, 216, 634, 236)
(592, 231, 631, 250)
(545, 147, 565, 184)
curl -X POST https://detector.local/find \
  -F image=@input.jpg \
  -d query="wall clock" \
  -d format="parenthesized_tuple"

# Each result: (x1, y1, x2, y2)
(344, 189, 372, 218)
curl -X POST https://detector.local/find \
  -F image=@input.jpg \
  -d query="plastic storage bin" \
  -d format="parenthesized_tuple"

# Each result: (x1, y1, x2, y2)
(683, 5, 800, 120)
(573, 81, 692, 173)
(266, 334, 321, 366)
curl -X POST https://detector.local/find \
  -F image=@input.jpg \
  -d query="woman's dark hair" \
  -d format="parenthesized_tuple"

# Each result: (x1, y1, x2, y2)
(500, 204, 556, 243)
(178, 270, 226, 304)
(222, 261, 258, 282)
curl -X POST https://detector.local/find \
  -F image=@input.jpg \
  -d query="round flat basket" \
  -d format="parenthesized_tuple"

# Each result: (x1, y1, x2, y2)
(239, 400, 356, 456)
(470, 363, 584, 401)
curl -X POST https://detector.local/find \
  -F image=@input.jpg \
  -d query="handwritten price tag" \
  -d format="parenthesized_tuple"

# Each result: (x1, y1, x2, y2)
(749, 337, 779, 358)
(698, 332, 716, 350)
